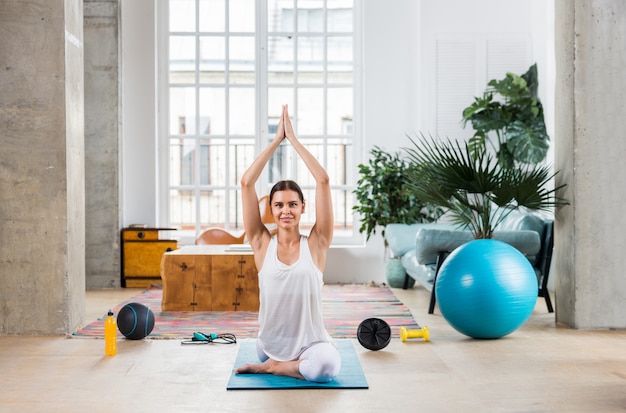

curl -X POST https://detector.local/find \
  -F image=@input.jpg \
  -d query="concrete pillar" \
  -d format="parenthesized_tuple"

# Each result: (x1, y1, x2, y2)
(0, 0, 85, 334)
(555, 0, 626, 328)
(84, 0, 121, 288)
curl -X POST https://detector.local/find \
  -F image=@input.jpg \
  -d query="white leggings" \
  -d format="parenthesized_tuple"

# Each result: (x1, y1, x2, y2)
(256, 341, 342, 383)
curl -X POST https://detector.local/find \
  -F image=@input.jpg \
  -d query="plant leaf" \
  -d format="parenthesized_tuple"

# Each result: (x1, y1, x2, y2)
(506, 119, 550, 164)
(403, 134, 568, 239)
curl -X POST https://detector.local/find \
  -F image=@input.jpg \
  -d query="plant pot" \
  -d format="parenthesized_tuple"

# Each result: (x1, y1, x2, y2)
(385, 258, 414, 288)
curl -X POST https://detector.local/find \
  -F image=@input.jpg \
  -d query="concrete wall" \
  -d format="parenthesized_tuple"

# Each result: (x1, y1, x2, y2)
(554, 0, 626, 329)
(0, 0, 85, 334)
(84, 0, 121, 288)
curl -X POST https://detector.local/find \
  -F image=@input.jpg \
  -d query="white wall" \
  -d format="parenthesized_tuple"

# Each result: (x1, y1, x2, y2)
(120, 0, 553, 284)
(121, 0, 157, 227)
(325, 0, 423, 284)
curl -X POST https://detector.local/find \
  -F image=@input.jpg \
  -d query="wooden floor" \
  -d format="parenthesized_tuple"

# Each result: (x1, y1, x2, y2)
(1, 286, 625, 413)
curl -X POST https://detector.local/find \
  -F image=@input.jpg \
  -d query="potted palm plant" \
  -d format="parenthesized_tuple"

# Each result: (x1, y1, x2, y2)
(403, 135, 568, 239)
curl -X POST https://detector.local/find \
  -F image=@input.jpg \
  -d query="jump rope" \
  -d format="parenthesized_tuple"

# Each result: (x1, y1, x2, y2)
(181, 332, 237, 345)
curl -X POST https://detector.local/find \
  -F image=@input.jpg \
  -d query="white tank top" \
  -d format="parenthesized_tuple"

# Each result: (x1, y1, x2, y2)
(257, 235, 333, 361)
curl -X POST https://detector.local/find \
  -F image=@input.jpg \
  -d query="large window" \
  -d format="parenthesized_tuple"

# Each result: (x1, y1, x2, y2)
(160, 0, 359, 244)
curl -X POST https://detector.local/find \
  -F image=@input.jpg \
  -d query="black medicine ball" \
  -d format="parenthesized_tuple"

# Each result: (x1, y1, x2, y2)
(117, 302, 155, 340)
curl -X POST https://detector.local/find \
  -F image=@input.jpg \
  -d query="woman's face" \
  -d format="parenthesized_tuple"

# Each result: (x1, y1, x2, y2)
(271, 190, 305, 229)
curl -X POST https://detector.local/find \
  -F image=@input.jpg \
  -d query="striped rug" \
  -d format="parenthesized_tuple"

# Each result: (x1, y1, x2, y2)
(73, 284, 418, 339)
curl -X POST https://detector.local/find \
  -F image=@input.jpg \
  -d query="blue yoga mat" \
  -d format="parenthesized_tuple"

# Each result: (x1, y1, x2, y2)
(227, 340, 369, 390)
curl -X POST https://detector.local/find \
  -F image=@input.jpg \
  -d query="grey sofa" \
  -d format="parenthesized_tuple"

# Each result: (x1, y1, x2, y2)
(384, 211, 554, 314)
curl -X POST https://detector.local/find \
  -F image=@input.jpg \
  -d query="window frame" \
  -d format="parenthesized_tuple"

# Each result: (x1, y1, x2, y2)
(157, 0, 363, 246)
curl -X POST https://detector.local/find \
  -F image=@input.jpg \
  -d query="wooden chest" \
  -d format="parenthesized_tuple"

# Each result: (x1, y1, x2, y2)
(161, 245, 259, 311)
(121, 227, 178, 288)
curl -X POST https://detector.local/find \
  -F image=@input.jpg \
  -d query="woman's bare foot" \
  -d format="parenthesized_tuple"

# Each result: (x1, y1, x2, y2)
(235, 358, 305, 380)
(235, 360, 273, 374)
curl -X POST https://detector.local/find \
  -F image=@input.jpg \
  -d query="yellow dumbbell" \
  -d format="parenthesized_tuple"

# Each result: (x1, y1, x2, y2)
(400, 326, 429, 342)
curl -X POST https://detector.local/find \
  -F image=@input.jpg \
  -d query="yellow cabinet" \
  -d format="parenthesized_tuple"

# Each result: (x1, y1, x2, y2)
(121, 228, 177, 288)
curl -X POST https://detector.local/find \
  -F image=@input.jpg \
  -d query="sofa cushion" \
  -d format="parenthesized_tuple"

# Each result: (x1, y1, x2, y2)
(414, 228, 541, 265)
(492, 230, 542, 257)
(413, 229, 474, 264)
(498, 211, 545, 234)
(385, 223, 455, 257)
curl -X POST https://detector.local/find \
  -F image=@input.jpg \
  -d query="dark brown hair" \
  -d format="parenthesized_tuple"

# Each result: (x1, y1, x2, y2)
(269, 180, 305, 204)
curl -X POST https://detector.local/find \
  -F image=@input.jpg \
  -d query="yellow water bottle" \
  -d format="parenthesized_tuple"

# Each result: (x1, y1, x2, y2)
(104, 310, 117, 356)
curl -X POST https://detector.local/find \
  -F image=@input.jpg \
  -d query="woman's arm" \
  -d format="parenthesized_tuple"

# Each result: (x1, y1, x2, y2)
(283, 106, 333, 268)
(241, 106, 286, 254)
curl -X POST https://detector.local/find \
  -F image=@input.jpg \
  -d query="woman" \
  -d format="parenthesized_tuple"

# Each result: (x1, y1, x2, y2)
(235, 105, 341, 382)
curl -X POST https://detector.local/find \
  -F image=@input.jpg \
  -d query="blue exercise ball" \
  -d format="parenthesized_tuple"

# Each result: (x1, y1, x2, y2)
(435, 239, 538, 339)
(117, 302, 155, 340)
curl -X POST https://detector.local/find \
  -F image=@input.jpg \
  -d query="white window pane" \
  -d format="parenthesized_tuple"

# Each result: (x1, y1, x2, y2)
(328, 36, 352, 84)
(268, 88, 294, 119)
(327, 36, 353, 84)
(229, 88, 255, 135)
(229, 36, 255, 84)
(229, 0, 255, 32)
(298, 36, 323, 84)
(297, 89, 324, 135)
(170, 189, 196, 229)
(295, 140, 323, 186)
(332, 188, 353, 229)
(170, 137, 191, 182)
(327, 88, 352, 135)
(229, 190, 245, 231)
(196, 139, 225, 186)
(199, 190, 225, 226)
(268, 139, 289, 184)
(328, 138, 352, 185)
(268, 0, 295, 32)
(328, 63, 352, 84)
(199, 0, 225, 32)
(268, 36, 294, 84)
(170, 87, 196, 135)
(169, 138, 196, 186)
(327, 36, 352, 63)
(199, 36, 225, 83)
(327, 0, 354, 32)
(298, 4, 323, 33)
(170, 36, 195, 84)
(327, 0, 353, 32)
(170, 0, 195, 32)
(230, 139, 255, 186)
(199, 87, 225, 134)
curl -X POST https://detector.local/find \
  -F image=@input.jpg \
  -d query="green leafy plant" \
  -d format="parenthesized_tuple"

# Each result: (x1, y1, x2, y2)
(404, 135, 568, 239)
(462, 63, 549, 168)
(353, 146, 444, 240)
